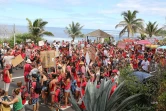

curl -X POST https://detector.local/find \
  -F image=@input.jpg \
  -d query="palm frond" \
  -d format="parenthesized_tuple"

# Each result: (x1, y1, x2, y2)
(119, 27, 127, 37)
(116, 10, 144, 38)
(39, 31, 54, 36)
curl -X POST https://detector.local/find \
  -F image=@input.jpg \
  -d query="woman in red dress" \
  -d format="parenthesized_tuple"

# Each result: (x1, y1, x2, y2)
(23, 59, 32, 89)
(3, 64, 11, 95)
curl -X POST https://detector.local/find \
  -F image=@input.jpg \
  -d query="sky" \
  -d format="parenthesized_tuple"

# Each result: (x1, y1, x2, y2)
(0, 0, 166, 30)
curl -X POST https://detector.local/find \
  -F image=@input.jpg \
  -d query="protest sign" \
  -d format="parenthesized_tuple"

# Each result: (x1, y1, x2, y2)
(12, 54, 24, 67)
(40, 50, 55, 68)
(88, 46, 96, 62)
(117, 42, 126, 49)
(38, 41, 44, 46)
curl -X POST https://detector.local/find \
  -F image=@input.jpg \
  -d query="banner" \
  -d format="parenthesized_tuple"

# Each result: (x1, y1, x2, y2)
(38, 41, 44, 46)
(88, 46, 96, 62)
(117, 42, 126, 49)
(40, 50, 55, 68)
(12, 54, 24, 67)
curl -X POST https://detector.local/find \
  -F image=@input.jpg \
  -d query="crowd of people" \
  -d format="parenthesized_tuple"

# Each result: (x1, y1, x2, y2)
(0, 39, 166, 111)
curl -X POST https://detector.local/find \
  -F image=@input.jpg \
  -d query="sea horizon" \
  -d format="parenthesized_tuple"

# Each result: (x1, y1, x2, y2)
(0, 24, 144, 43)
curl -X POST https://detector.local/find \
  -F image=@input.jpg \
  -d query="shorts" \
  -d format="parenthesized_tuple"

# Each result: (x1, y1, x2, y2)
(32, 98, 39, 105)
(42, 86, 47, 91)
(4, 82, 10, 92)
(76, 87, 81, 91)
(65, 89, 70, 93)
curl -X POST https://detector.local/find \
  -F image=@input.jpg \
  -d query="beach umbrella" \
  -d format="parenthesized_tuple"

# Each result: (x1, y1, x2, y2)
(157, 46, 166, 50)
(123, 38, 134, 43)
(137, 40, 151, 45)
(145, 45, 159, 49)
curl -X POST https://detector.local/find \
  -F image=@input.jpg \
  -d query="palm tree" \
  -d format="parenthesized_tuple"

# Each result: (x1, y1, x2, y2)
(26, 18, 54, 43)
(116, 10, 144, 38)
(65, 21, 84, 41)
(69, 80, 143, 111)
(138, 34, 147, 40)
(145, 21, 162, 38)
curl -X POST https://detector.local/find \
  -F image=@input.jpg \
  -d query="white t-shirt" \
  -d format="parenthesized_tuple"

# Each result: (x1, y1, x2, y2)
(104, 50, 108, 57)
(3, 55, 14, 66)
(141, 60, 150, 71)
(55, 44, 60, 51)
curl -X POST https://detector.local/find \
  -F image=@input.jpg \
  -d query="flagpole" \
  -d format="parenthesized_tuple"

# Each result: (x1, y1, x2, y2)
(13, 24, 16, 46)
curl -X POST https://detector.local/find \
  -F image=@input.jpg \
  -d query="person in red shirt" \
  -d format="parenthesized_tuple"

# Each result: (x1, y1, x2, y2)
(21, 49, 26, 60)
(3, 64, 11, 95)
(79, 76, 88, 110)
(132, 58, 139, 71)
(30, 74, 40, 111)
(138, 53, 144, 69)
(75, 74, 82, 101)
(122, 51, 126, 58)
(130, 52, 135, 60)
(24, 59, 32, 90)
(53, 83, 61, 111)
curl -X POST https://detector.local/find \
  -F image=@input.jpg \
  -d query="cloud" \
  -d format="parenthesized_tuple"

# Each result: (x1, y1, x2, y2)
(103, 0, 166, 16)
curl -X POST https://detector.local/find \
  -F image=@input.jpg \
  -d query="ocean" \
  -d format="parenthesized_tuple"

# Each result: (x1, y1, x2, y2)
(0, 25, 135, 43)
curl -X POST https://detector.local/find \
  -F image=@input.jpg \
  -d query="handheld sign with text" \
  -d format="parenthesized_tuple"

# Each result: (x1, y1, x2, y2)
(40, 50, 55, 68)
(38, 41, 44, 46)
(12, 54, 24, 67)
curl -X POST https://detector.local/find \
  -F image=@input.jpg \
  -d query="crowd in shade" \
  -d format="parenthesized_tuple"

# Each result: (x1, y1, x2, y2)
(0, 39, 165, 111)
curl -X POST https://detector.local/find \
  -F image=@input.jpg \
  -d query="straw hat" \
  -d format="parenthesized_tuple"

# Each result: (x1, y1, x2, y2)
(26, 59, 32, 64)
(79, 61, 84, 65)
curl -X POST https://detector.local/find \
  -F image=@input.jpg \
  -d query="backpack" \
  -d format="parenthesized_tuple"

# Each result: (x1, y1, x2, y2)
(0, 96, 11, 111)
(34, 81, 42, 94)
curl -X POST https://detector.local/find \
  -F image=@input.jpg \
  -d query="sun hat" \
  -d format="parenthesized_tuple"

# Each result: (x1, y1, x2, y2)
(26, 59, 32, 64)
(79, 61, 84, 65)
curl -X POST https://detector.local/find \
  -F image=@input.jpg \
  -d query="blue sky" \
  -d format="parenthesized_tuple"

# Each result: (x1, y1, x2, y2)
(0, 0, 166, 30)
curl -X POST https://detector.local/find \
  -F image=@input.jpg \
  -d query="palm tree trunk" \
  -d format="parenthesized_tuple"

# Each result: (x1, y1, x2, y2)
(128, 32, 130, 38)
(72, 36, 75, 42)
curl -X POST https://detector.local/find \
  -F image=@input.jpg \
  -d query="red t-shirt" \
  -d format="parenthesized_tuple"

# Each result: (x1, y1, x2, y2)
(130, 54, 135, 60)
(138, 55, 144, 60)
(122, 52, 126, 58)
(97, 44, 102, 49)
(21, 53, 26, 59)
(132, 60, 138, 69)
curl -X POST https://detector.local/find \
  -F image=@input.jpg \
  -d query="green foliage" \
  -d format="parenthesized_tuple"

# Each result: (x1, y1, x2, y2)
(8, 33, 37, 48)
(119, 65, 157, 110)
(115, 10, 144, 38)
(137, 34, 146, 40)
(158, 29, 166, 37)
(69, 80, 143, 111)
(104, 37, 110, 43)
(65, 21, 84, 41)
(158, 92, 166, 106)
(26, 18, 54, 43)
(145, 21, 162, 37)
(155, 68, 166, 110)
